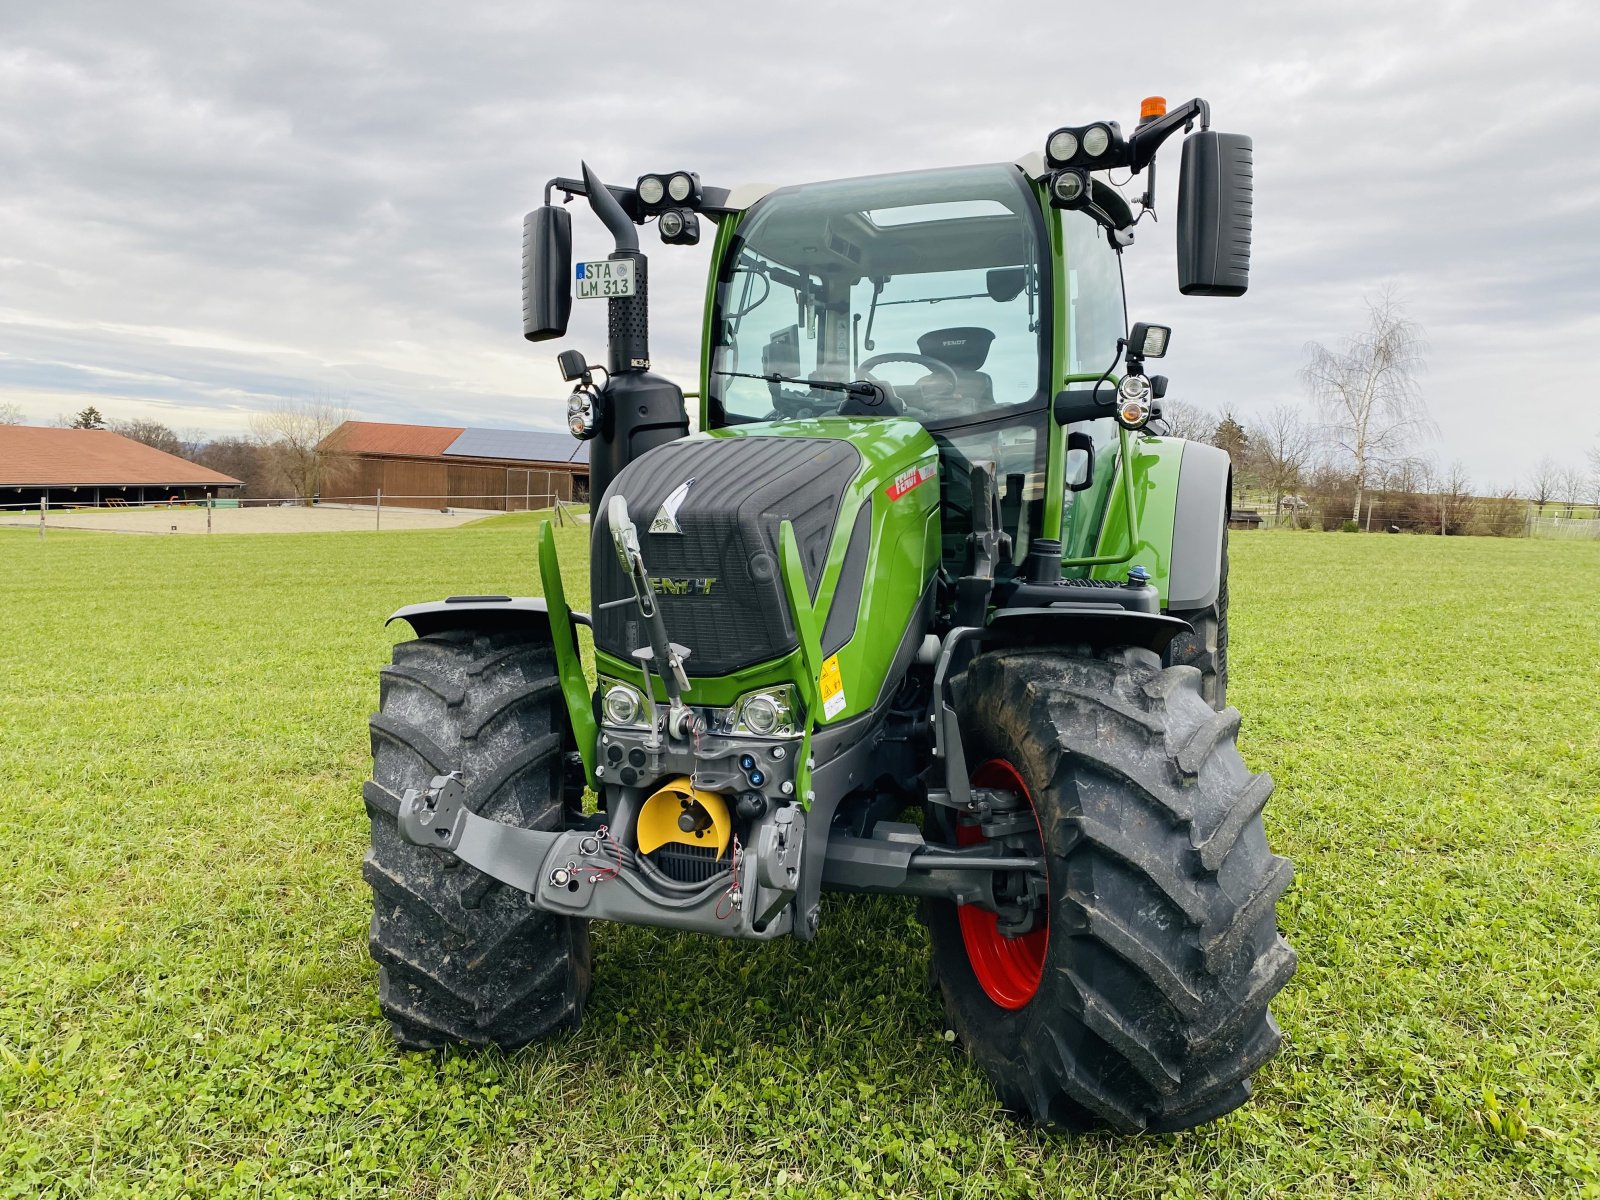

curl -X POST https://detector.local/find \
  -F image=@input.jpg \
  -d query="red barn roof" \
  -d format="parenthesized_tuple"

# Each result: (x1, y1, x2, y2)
(0, 427, 242, 487)
(319, 421, 466, 458)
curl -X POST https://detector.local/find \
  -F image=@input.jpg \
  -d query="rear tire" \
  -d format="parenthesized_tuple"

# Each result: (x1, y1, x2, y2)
(364, 627, 590, 1049)
(925, 647, 1295, 1132)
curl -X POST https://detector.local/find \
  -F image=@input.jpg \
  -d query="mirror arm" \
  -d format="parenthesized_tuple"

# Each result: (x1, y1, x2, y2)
(1126, 97, 1211, 172)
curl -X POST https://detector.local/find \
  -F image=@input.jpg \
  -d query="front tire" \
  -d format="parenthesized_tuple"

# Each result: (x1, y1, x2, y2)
(363, 627, 591, 1049)
(925, 647, 1295, 1132)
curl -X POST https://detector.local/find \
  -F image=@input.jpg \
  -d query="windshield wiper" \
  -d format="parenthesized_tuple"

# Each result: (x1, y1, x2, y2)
(714, 370, 879, 398)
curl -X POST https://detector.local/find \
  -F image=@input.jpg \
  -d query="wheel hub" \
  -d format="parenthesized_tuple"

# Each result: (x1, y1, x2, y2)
(955, 758, 1048, 1009)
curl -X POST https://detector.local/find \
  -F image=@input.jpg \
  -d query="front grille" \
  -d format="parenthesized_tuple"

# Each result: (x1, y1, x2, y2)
(593, 436, 861, 676)
(649, 843, 726, 884)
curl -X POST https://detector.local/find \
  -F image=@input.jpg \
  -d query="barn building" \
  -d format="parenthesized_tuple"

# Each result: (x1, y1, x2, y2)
(317, 421, 590, 511)
(0, 426, 242, 510)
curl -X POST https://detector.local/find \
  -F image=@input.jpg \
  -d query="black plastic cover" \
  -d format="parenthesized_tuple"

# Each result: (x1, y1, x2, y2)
(592, 436, 862, 677)
(1177, 131, 1253, 297)
(588, 370, 689, 513)
(522, 206, 572, 341)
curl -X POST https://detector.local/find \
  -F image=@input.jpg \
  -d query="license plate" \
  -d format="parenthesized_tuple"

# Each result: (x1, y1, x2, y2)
(575, 259, 635, 299)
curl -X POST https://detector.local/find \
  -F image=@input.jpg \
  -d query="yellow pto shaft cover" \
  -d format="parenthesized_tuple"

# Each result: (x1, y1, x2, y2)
(636, 776, 732, 859)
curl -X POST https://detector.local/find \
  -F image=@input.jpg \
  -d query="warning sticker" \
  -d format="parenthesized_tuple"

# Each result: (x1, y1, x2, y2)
(819, 653, 847, 719)
(885, 461, 936, 501)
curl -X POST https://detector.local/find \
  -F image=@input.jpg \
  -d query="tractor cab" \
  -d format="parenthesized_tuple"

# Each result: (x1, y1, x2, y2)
(702, 162, 1119, 576)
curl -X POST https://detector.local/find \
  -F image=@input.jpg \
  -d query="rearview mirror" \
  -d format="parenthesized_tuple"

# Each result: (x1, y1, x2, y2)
(986, 267, 1026, 302)
(1176, 131, 1252, 297)
(522, 205, 573, 341)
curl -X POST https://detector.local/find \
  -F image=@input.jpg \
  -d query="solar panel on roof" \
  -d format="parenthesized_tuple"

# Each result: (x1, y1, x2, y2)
(444, 428, 584, 464)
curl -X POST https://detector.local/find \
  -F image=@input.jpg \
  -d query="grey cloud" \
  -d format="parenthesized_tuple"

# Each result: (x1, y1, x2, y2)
(2, 0, 1597, 484)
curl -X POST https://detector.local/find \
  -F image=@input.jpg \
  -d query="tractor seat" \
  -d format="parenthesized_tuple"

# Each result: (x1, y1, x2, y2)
(917, 327, 996, 408)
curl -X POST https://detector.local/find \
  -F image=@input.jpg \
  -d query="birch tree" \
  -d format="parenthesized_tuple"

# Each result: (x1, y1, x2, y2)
(1301, 292, 1429, 525)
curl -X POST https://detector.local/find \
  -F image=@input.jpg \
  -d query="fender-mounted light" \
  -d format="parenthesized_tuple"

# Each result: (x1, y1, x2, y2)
(1116, 374, 1153, 429)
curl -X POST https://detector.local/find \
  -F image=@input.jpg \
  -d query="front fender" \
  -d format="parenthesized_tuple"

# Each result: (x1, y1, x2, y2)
(1167, 442, 1231, 611)
(386, 596, 559, 638)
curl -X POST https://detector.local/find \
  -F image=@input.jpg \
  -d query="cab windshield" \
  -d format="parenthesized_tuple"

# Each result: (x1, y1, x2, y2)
(707, 164, 1049, 429)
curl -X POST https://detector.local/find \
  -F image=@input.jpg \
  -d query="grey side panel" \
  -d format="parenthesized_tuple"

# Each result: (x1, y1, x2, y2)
(387, 597, 553, 639)
(1167, 443, 1231, 611)
(820, 501, 873, 658)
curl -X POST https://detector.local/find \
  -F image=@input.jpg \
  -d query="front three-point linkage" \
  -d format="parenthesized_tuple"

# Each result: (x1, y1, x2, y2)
(604, 493, 698, 745)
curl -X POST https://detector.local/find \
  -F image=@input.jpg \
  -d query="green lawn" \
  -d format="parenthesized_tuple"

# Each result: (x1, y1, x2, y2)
(2, 527, 1597, 1199)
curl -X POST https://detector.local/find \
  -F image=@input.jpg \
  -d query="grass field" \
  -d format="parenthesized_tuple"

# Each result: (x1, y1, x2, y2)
(2, 526, 1598, 1199)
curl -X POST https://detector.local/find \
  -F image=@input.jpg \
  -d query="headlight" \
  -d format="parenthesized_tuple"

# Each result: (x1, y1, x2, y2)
(1050, 169, 1088, 207)
(637, 175, 665, 206)
(659, 209, 685, 238)
(1117, 373, 1151, 404)
(667, 172, 693, 202)
(1082, 124, 1111, 157)
(600, 676, 648, 726)
(706, 684, 802, 738)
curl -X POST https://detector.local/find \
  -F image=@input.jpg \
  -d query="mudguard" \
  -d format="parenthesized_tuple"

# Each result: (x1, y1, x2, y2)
(1167, 442, 1231, 611)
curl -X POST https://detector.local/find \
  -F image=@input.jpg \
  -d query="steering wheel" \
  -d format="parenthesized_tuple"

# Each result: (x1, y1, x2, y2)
(857, 352, 961, 415)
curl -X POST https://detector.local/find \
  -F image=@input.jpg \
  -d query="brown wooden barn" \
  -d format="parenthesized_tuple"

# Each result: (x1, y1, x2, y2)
(317, 421, 589, 511)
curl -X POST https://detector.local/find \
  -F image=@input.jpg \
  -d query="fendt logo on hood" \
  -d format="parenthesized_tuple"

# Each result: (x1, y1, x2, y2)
(650, 576, 717, 597)
(649, 477, 695, 535)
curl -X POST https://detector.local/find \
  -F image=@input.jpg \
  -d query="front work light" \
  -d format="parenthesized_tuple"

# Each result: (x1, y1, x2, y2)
(636, 175, 665, 206)
(667, 172, 696, 202)
(1127, 321, 1172, 359)
(1046, 128, 1079, 166)
(1044, 120, 1127, 170)
(658, 208, 700, 245)
(1049, 169, 1090, 208)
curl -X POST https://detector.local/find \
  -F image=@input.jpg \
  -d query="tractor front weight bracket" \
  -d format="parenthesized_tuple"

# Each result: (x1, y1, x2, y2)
(397, 773, 801, 939)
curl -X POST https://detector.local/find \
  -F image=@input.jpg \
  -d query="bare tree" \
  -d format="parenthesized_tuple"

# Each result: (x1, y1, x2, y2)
(1301, 290, 1430, 526)
(250, 397, 353, 504)
(193, 437, 271, 497)
(1158, 399, 1217, 443)
(1524, 456, 1559, 518)
(1553, 463, 1587, 519)
(0, 401, 25, 425)
(1249, 404, 1316, 521)
(1588, 447, 1600, 510)
(110, 418, 186, 458)
(1433, 459, 1475, 536)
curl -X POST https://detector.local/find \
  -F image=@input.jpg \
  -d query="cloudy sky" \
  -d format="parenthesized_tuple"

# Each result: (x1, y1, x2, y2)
(3, 0, 1596, 488)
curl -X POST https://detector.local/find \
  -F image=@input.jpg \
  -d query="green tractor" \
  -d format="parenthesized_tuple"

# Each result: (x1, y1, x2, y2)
(365, 96, 1296, 1132)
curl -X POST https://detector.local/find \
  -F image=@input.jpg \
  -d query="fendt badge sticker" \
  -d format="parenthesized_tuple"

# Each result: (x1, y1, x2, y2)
(649, 477, 695, 534)
(885, 461, 936, 501)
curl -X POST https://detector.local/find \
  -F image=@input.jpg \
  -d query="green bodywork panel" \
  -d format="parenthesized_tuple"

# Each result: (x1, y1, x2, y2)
(1082, 434, 1183, 600)
(538, 520, 600, 786)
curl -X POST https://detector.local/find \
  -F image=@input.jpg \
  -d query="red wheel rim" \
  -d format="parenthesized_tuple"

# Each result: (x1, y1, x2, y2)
(956, 758, 1048, 1010)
